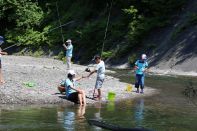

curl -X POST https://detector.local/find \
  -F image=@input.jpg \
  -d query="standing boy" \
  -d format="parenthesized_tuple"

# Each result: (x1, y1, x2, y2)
(134, 54, 148, 93)
(88, 55, 105, 100)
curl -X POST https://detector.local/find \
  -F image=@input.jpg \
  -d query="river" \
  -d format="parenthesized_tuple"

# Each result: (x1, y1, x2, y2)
(0, 70, 197, 131)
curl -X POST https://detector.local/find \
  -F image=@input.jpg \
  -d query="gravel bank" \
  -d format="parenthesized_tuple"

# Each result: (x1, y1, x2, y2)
(0, 56, 157, 105)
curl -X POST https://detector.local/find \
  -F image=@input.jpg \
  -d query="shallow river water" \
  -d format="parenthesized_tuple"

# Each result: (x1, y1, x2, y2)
(0, 70, 197, 131)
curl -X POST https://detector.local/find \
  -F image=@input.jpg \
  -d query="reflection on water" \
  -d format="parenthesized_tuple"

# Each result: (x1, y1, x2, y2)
(134, 99, 144, 127)
(57, 105, 86, 131)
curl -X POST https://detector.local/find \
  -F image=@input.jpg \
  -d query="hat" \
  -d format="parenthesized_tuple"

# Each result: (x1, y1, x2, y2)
(93, 55, 101, 60)
(141, 54, 147, 60)
(66, 39, 72, 43)
(68, 70, 76, 75)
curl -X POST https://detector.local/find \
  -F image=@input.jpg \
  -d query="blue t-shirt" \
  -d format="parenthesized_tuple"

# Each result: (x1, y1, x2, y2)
(63, 78, 76, 97)
(66, 44, 73, 57)
(135, 60, 148, 75)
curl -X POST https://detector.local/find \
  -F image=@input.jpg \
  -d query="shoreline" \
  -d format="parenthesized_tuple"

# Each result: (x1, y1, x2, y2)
(0, 55, 158, 105)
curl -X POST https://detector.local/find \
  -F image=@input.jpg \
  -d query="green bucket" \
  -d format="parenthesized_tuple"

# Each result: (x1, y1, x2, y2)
(107, 92, 116, 101)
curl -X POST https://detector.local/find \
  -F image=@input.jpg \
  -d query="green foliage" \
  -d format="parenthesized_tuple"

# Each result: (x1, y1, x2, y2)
(102, 51, 114, 59)
(0, 0, 187, 64)
(189, 13, 197, 25)
(1, 0, 46, 46)
(128, 54, 137, 66)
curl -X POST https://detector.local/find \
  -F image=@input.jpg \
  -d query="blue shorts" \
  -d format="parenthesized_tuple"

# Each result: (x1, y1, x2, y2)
(95, 78, 104, 89)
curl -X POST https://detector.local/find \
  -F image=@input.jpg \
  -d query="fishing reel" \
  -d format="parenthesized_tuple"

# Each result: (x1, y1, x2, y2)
(85, 67, 91, 72)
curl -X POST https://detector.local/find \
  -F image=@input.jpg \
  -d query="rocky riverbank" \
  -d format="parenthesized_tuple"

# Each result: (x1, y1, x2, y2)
(0, 56, 157, 105)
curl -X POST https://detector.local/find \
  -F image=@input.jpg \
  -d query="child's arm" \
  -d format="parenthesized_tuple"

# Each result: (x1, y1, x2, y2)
(87, 69, 97, 77)
(74, 75, 86, 81)
(0, 51, 8, 55)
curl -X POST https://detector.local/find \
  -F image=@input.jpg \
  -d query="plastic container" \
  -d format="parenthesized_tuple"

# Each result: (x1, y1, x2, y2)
(108, 92, 116, 101)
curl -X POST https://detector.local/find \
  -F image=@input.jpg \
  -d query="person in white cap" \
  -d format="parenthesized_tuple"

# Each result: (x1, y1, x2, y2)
(0, 36, 8, 84)
(57, 70, 86, 105)
(134, 54, 148, 93)
(63, 39, 73, 69)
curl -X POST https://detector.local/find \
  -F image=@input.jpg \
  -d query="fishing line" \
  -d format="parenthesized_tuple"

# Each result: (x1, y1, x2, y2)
(101, 0, 113, 58)
(48, 21, 74, 33)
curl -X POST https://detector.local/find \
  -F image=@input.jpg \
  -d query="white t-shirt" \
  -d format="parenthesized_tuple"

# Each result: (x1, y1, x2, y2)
(96, 60, 105, 79)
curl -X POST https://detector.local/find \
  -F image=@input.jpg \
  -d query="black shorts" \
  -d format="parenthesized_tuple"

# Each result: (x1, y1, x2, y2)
(67, 92, 79, 104)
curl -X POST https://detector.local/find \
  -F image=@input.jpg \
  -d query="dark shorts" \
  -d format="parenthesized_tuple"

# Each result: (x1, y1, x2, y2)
(67, 92, 79, 104)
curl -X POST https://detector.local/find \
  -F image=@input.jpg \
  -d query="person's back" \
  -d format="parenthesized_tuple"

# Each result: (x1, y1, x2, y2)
(65, 78, 76, 98)
(63, 39, 73, 69)
(96, 60, 105, 79)
(66, 44, 73, 57)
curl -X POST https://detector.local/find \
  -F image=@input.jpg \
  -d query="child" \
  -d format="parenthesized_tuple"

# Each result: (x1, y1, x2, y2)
(88, 55, 105, 100)
(134, 54, 148, 93)
(0, 36, 8, 84)
(58, 70, 86, 105)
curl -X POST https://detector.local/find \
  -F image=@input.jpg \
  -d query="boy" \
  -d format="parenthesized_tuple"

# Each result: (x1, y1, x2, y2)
(88, 55, 105, 100)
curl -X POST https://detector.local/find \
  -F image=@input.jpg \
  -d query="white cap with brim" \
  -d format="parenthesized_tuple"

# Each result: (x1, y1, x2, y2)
(66, 39, 72, 43)
(142, 54, 147, 60)
(68, 70, 76, 75)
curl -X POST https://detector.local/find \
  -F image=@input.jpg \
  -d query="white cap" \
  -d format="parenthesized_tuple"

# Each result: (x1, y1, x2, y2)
(66, 39, 72, 43)
(141, 54, 147, 60)
(68, 70, 76, 75)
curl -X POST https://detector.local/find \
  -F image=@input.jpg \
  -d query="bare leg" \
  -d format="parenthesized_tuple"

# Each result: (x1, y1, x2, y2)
(93, 88, 96, 98)
(78, 93, 83, 105)
(98, 89, 101, 99)
(66, 57, 72, 69)
(81, 90, 86, 105)
(0, 69, 5, 84)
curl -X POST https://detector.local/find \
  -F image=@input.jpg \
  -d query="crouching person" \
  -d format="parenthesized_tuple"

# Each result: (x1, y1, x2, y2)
(58, 70, 86, 105)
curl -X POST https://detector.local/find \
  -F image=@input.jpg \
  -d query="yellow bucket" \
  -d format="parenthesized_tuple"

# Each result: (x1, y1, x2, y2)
(126, 84, 132, 92)
(107, 92, 116, 101)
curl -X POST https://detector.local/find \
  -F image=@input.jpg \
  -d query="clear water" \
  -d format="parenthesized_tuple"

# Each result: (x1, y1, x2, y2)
(0, 70, 197, 131)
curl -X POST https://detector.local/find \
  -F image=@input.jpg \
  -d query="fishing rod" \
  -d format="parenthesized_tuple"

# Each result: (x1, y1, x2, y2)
(48, 20, 75, 33)
(56, 1, 64, 44)
(101, 0, 113, 58)
(2, 43, 19, 51)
